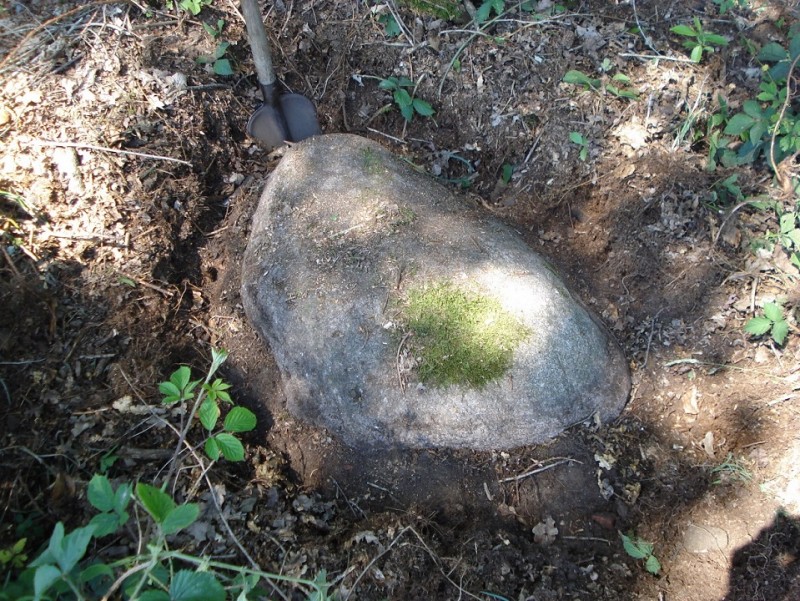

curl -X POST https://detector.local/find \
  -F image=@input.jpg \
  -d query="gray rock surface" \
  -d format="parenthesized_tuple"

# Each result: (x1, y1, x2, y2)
(241, 134, 630, 450)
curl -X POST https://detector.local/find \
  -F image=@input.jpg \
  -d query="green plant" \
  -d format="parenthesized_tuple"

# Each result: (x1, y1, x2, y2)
(0, 539, 27, 571)
(745, 301, 790, 345)
(476, 0, 504, 24)
(707, 173, 744, 207)
(400, 282, 530, 388)
(0, 352, 332, 601)
(710, 453, 753, 485)
(378, 76, 435, 122)
(378, 13, 401, 37)
(620, 533, 661, 575)
(197, 41, 233, 76)
(500, 163, 513, 185)
(159, 349, 256, 463)
(770, 204, 800, 271)
(202, 18, 225, 38)
(714, 0, 749, 15)
(562, 69, 639, 100)
(670, 17, 728, 63)
(705, 30, 800, 170)
(569, 131, 589, 161)
(0, 476, 332, 601)
(177, 0, 212, 15)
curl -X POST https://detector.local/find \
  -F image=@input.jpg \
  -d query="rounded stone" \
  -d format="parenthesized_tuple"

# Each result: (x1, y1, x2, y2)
(241, 134, 630, 449)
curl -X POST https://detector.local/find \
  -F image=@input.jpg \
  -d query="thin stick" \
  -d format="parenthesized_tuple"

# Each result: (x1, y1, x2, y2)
(499, 458, 580, 483)
(119, 273, 174, 297)
(396, 332, 412, 391)
(0, 359, 46, 365)
(643, 308, 664, 368)
(619, 53, 695, 63)
(562, 535, 611, 544)
(712, 199, 764, 247)
(32, 140, 193, 167)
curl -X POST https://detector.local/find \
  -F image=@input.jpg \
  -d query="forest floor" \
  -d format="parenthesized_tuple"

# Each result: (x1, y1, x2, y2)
(1, 0, 800, 599)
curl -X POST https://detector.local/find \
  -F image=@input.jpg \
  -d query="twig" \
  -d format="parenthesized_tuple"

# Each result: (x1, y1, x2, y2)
(385, 0, 415, 46)
(32, 140, 193, 167)
(366, 126, 406, 144)
(619, 53, 695, 63)
(332, 478, 365, 519)
(0, 359, 45, 365)
(0, 378, 10, 404)
(643, 308, 664, 368)
(344, 526, 484, 601)
(499, 458, 580, 483)
(713, 199, 764, 247)
(562, 535, 611, 544)
(119, 273, 174, 297)
(396, 332, 412, 391)
(0, 245, 22, 279)
(630, 0, 660, 55)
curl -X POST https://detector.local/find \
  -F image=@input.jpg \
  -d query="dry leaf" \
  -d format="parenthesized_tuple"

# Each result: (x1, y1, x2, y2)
(702, 431, 715, 459)
(532, 516, 558, 545)
(682, 386, 700, 415)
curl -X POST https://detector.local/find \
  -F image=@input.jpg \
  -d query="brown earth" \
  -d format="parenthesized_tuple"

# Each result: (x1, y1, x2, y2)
(1, 0, 799, 600)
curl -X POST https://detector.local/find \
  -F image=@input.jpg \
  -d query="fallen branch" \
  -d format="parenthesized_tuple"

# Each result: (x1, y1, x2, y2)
(32, 139, 193, 167)
(500, 457, 581, 483)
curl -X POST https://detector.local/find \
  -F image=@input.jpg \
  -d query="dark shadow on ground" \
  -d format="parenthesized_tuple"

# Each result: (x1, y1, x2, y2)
(723, 510, 800, 601)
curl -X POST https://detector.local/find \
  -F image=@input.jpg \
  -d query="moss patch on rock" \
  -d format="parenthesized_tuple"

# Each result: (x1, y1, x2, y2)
(401, 282, 530, 388)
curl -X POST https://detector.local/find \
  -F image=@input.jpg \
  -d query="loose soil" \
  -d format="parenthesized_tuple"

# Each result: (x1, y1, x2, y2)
(1, 1, 799, 600)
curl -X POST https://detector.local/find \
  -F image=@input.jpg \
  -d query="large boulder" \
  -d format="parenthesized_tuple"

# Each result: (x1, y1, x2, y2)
(241, 134, 630, 450)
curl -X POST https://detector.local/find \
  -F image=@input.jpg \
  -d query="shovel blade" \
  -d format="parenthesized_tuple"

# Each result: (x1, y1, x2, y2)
(247, 104, 290, 150)
(280, 94, 321, 143)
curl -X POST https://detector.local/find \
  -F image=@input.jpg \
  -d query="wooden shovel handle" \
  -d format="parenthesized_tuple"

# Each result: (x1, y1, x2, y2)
(240, 0, 276, 89)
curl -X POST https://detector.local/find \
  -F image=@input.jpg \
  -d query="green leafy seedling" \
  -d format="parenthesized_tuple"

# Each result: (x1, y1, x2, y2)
(714, 0, 749, 14)
(606, 73, 639, 99)
(197, 41, 233, 76)
(159, 365, 199, 405)
(563, 69, 638, 99)
(136, 483, 199, 536)
(569, 131, 589, 161)
(500, 163, 513, 185)
(30, 522, 98, 595)
(745, 302, 789, 345)
(378, 13, 401, 37)
(204, 406, 257, 462)
(87, 474, 133, 537)
(178, 0, 212, 15)
(620, 532, 661, 575)
(562, 69, 601, 91)
(670, 17, 728, 63)
(476, 0, 504, 24)
(378, 76, 435, 122)
(202, 18, 225, 38)
(160, 349, 256, 463)
(768, 205, 800, 271)
(0, 538, 27, 570)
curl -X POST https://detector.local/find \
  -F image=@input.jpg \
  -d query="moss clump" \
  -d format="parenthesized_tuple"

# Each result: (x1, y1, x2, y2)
(361, 148, 384, 175)
(398, 0, 463, 20)
(401, 282, 530, 388)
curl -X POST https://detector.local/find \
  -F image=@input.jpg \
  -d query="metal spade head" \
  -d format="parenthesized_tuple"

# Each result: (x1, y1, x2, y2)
(246, 93, 321, 150)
